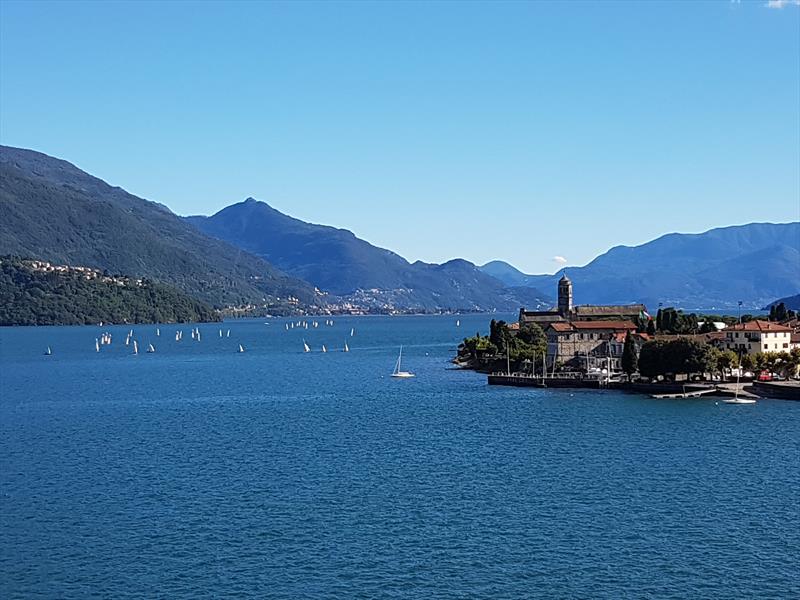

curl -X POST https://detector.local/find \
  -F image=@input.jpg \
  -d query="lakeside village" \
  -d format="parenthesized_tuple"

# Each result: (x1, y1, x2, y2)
(454, 274, 800, 400)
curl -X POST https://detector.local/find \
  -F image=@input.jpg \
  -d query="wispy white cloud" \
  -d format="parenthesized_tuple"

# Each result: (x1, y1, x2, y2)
(766, 0, 800, 8)
(552, 256, 568, 265)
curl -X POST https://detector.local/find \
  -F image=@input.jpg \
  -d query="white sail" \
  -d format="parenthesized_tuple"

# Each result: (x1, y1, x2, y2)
(456, 319, 460, 327)
(391, 345, 415, 378)
(147, 343, 155, 353)
(220, 329, 223, 337)
(156, 328, 160, 336)
(238, 344, 245, 353)
(303, 340, 311, 353)
(95, 339, 100, 352)
(344, 341, 349, 352)
(226, 330, 231, 338)
(125, 336, 130, 346)
(350, 328, 355, 337)
(44, 346, 52, 356)
(133, 340, 138, 355)
(322, 345, 327, 353)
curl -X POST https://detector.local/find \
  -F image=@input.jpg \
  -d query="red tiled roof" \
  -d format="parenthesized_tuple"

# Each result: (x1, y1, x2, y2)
(549, 320, 637, 333)
(727, 320, 792, 333)
(571, 320, 637, 330)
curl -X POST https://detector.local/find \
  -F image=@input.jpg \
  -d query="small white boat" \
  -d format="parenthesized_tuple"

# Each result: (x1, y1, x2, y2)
(147, 343, 155, 353)
(44, 346, 52, 356)
(156, 328, 160, 337)
(95, 338, 100, 352)
(125, 336, 130, 346)
(220, 329, 223, 337)
(321, 345, 327, 353)
(133, 340, 138, 355)
(343, 341, 349, 352)
(238, 344, 245, 353)
(456, 319, 460, 327)
(303, 340, 310, 353)
(226, 330, 231, 338)
(391, 346, 415, 378)
(721, 359, 757, 404)
(722, 396, 757, 404)
(350, 328, 355, 337)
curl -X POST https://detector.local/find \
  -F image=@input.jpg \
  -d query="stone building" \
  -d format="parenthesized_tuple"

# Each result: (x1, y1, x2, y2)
(545, 320, 639, 370)
(518, 274, 649, 371)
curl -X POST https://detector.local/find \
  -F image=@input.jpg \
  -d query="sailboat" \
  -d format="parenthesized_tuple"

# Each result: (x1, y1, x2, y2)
(456, 319, 460, 327)
(95, 338, 100, 353)
(343, 341, 349, 352)
(156, 328, 160, 337)
(350, 328, 355, 337)
(220, 329, 223, 337)
(44, 346, 52, 356)
(303, 340, 311, 353)
(226, 329, 231, 338)
(391, 346, 415, 378)
(133, 340, 138, 355)
(147, 343, 155, 353)
(238, 344, 245, 353)
(321, 345, 327, 353)
(723, 359, 757, 404)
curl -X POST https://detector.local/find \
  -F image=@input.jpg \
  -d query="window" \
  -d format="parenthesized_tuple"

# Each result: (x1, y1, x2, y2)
(764, 344, 769, 350)
(783, 343, 789, 349)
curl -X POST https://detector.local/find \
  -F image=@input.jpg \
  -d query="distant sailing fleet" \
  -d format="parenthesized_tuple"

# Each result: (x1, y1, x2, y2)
(40, 317, 467, 378)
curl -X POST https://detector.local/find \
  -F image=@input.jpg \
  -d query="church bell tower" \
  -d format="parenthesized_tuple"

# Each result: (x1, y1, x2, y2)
(558, 273, 573, 316)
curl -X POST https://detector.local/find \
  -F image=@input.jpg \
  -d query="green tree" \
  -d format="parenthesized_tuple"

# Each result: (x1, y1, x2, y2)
(621, 332, 638, 375)
(699, 320, 717, 334)
(716, 350, 739, 381)
(646, 319, 656, 336)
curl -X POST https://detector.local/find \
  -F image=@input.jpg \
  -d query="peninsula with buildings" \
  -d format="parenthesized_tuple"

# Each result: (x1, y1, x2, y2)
(455, 275, 800, 400)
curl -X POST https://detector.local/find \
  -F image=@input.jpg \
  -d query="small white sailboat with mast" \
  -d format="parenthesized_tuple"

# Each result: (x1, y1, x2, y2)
(391, 345, 415, 378)
(722, 355, 757, 404)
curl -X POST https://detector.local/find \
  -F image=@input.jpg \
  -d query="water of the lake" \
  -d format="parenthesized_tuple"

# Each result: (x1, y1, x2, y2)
(1, 314, 798, 598)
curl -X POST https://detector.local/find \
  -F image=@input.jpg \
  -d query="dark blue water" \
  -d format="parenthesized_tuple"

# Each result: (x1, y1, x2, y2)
(1, 315, 798, 598)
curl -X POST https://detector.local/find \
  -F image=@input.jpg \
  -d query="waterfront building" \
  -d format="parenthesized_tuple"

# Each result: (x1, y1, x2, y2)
(722, 320, 793, 355)
(544, 320, 640, 370)
(519, 275, 648, 370)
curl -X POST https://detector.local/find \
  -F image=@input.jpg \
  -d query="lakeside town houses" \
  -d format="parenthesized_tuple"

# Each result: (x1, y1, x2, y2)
(517, 274, 799, 373)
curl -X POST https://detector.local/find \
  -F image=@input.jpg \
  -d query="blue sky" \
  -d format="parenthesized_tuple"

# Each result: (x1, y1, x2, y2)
(1, 0, 798, 273)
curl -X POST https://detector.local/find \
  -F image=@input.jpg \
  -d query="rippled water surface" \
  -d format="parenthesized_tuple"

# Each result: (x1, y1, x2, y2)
(1, 315, 799, 598)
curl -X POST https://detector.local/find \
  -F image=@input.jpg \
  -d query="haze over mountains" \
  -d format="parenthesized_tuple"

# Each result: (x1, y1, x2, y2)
(1, 145, 797, 315)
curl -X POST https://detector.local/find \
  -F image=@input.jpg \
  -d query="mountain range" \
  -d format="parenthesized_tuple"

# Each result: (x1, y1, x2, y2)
(186, 199, 549, 312)
(479, 223, 800, 310)
(0, 146, 319, 309)
(1, 144, 797, 315)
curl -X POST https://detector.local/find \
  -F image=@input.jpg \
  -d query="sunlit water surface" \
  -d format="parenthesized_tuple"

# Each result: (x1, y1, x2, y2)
(1, 315, 798, 598)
